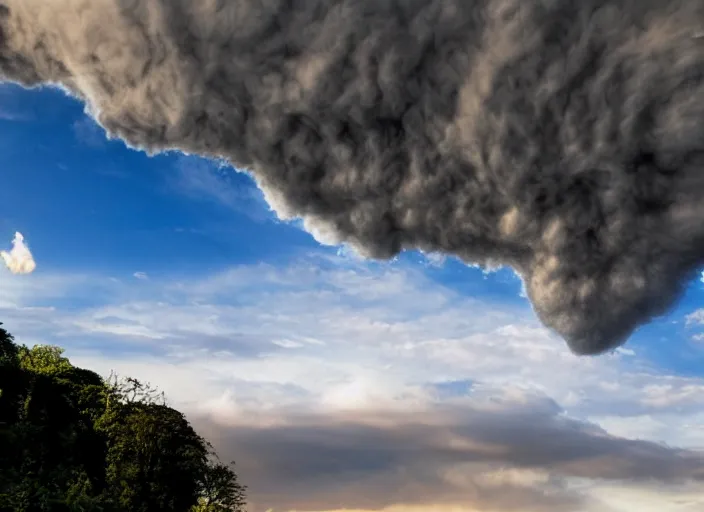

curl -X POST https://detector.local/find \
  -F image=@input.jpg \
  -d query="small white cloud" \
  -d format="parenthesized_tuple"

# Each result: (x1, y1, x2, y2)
(72, 319, 166, 339)
(685, 309, 704, 326)
(1, 232, 36, 274)
(615, 347, 636, 357)
(421, 251, 446, 268)
(272, 339, 304, 349)
(133, 271, 149, 280)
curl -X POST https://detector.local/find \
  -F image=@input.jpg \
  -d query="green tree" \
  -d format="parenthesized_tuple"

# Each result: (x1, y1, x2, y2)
(99, 401, 210, 512)
(5, 360, 108, 511)
(0, 323, 25, 510)
(192, 459, 247, 512)
(0, 326, 247, 512)
(0, 323, 19, 368)
(18, 344, 73, 375)
(0, 323, 23, 422)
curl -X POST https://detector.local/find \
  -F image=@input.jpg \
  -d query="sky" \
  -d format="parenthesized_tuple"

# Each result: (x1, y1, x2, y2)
(2, 82, 704, 511)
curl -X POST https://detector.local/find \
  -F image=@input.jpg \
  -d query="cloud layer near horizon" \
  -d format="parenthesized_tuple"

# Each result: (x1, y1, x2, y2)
(192, 394, 704, 512)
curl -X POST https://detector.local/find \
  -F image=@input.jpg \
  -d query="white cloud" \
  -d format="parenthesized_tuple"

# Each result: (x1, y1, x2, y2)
(587, 413, 704, 450)
(72, 318, 167, 339)
(420, 251, 447, 268)
(685, 309, 704, 326)
(587, 482, 704, 512)
(133, 271, 149, 280)
(1, 232, 36, 274)
(0, 252, 701, 444)
(3, 251, 704, 510)
(683, 307, 704, 343)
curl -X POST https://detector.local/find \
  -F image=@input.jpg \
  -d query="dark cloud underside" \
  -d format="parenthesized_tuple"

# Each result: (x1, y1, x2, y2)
(193, 397, 704, 511)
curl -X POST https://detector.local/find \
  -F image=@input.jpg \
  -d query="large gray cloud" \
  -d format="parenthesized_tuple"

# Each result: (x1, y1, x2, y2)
(2, 0, 704, 354)
(192, 395, 704, 511)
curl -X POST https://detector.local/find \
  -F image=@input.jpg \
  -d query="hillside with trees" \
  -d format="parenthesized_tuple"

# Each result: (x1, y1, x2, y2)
(0, 323, 246, 512)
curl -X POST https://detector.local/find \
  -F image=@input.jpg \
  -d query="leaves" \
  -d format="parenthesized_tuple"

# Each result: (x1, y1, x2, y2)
(193, 460, 248, 512)
(18, 344, 73, 376)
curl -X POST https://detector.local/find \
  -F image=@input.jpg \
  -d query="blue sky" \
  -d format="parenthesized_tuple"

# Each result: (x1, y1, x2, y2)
(3, 82, 704, 511)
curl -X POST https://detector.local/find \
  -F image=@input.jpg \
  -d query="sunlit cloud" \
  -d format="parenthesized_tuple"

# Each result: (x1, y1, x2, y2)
(1, 232, 36, 274)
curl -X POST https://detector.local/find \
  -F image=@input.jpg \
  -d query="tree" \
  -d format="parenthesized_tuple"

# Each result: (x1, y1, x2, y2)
(99, 401, 210, 512)
(0, 322, 24, 423)
(0, 323, 19, 368)
(0, 323, 24, 419)
(18, 344, 73, 375)
(5, 360, 109, 511)
(192, 459, 248, 512)
(105, 372, 166, 407)
(0, 324, 25, 510)
(0, 326, 248, 512)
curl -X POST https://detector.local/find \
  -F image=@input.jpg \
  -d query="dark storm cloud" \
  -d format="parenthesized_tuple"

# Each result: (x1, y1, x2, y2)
(192, 395, 704, 511)
(2, 0, 704, 353)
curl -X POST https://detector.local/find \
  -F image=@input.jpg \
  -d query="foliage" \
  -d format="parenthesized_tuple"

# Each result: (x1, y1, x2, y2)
(0, 324, 247, 512)
(192, 460, 248, 512)
(18, 344, 73, 376)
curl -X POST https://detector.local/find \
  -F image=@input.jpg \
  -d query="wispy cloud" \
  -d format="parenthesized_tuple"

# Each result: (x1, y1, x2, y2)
(169, 155, 273, 222)
(681, 308, 704, 344)
(72, 115, 108, 148)
(0, 108, 23, 121)
(0, 84, 32, 121)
